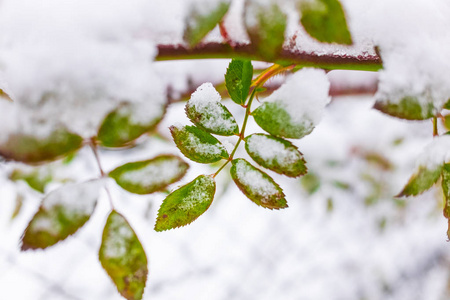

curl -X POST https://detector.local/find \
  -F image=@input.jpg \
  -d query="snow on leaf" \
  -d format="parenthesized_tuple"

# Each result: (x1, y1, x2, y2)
(99, 211, 148, 300)
(245, 0, 287, 61)
(155, 175, 216, 231)
(230, 158, 287, 209)
(225, 59, 253, 105)
(21, 180, 102, 251)
(253, 69, 330, 139)
(109, 155, 189, 195)
(97, 102, 165, 148)
(185, 82, 239, 136)
(373, 96, 436, 120)
(183, 0, 231, 47)
(9, 167, 52, 193)
(245, 133, 307, 177)
(397, 165, 443, 197)
(170, 125, 229, 163)
(298, 0, 352, 45)
(0, 127, 83, 164)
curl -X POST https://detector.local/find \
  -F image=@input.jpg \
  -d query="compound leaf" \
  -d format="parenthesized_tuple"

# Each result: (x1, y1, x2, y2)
(245, 134, 307, 177)
(21, 180, 101, 251)
(185, 83, 239, 136)
(299, 0, 352, 45)
(99, 211, 148, 300)
(98, 103, 165, 148)
(253, 101, 314, 139)
(230, 158, 287, 209)
(170, 125, 229, 163)
(155, 175, 216, 231)
(245, 1, 287, 61)
(397, 164, 443, 197)
(184, 1, 230, 47)
(0, 128, 83, 164)
(109, 155, 189, 195)
(225, 59, 253, 105)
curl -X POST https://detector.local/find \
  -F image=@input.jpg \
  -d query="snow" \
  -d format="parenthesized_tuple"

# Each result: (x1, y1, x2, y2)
(120, 159, 185, 188)
(177, 175, 214, 211)
(261, 68, 331, 125)
(416, 135, 450, 169)
(187, 82, 237, 132)
(246, 134, 301, 166)
(233, 159, 279, 200)
(102, 212, 135, 259)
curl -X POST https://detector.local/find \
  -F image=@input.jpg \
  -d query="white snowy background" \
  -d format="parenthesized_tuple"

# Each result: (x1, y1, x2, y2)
(1, 0, 450, 299)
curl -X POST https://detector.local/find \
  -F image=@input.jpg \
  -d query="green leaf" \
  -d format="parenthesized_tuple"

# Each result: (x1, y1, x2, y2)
(183, 1, 230, 47)
(10, 168, 52, 193)
(230, 158, 287, 209)
(397, 164, 443, 197)
(185, 83, 239, 136)
(373, 96, 436, 120)
(245, 1, 287, 61)
(98, 103, 165, 148)
(225, 59, 254, 105)
(109, 155, 189, 195)
(21, 180, 101, 250)
(99, 211, 148, 300)
(301, 173, 321, 195)
(253, 101, 314, 139)
(299, 0, 352, 45)
(442, 164, 450, 218)
(0, 128, 83, 164)
(170, 125, 229, 163)
(155, 175, 216, 231)
(245, 134, 307, 177)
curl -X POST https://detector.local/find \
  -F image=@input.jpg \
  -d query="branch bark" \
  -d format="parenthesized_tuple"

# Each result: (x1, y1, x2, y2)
(156, 42, 382, 72)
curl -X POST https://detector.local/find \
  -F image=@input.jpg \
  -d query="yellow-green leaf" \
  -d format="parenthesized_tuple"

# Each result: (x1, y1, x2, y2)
(170, 125, 229, 163)
(397, 165, 443, 197)
(374, 96, 436, 120)
(99, 211, 148, 300)
(245, 134, 307, 177)
(230, 158, 287, 209)
(0, 128, 83, 164)
(109, 155, 189, 195)
(185, 83, 239, 136)
(21, 180, 101, 251)
(225, 59, 253, 105)
(184, 1, 230, 47)
(299, 0, 352, 45)
(98, 103, 165, 148)
(155, 175, 216, 231)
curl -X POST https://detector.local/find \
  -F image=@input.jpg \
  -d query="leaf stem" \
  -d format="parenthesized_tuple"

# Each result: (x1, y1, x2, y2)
(433, 116, 439, 137)
(213, 82, 258, 178)
(90, 139, 115, 209)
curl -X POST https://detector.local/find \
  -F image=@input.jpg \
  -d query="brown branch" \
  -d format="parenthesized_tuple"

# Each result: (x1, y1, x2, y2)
(156, 42, 383, 72)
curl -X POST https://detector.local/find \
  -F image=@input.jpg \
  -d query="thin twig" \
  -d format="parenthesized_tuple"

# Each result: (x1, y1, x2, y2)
(89, 139, 115, 209)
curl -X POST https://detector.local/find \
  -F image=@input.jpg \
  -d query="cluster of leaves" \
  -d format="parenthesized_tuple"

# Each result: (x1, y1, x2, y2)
(0, 1, 359, 299)
(184, 0, 352, 58)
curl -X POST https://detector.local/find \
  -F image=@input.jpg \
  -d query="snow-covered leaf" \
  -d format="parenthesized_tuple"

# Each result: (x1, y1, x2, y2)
(109, 155, 189, 195)
(252, 69, 330, 139)
(97, 103, 165, 148)
(185, 83, 239, 136)
(230, 158, 287, 209)
(245, 134, 307, 177)
(183, 0, 230, 47)
(0, 128, 83, 164)
(374, 96, 435, 120)
(397, 165, 443, 197)
(155, 175, 216, 231)
(21, 180, 101, 251)
(99, 211, 148, 300)
(225, 59, 253, 105)
(170, 125, 229, 163)
(10, 168, 52, 193)
(298, 0, 352, 45)
(245, 1, 287, 61)
(442, 164, 450, 218)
